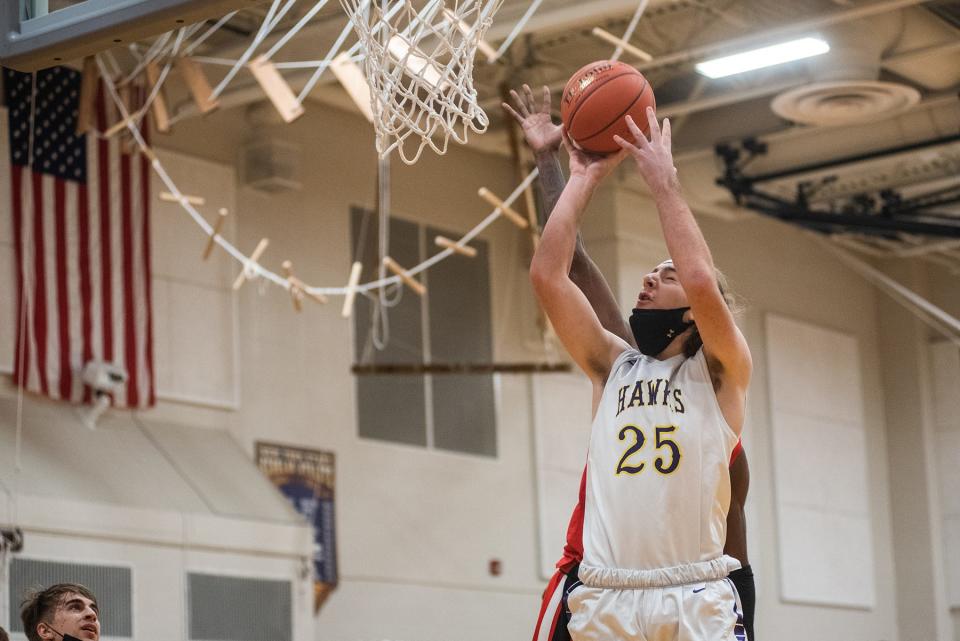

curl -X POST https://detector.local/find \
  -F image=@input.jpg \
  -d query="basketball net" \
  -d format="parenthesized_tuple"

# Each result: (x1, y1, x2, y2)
(339, 0, 504, 164)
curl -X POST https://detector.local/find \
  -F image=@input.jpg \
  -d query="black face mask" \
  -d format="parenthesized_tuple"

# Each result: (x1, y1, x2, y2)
(46, 627, 83, 641)
(629, 307, 693, 356)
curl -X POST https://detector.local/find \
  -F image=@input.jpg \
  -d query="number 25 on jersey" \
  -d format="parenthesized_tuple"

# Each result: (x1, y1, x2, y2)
(616, 424, 682, 476)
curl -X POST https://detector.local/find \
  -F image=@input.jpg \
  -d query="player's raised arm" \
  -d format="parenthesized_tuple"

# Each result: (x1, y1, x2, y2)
(503, 84, 634, 348)
(614, 109, 752, 391)
(529, 134, 629, 385)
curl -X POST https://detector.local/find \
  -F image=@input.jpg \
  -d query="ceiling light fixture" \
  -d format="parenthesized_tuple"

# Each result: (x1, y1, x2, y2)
(695, 37, 830, 79)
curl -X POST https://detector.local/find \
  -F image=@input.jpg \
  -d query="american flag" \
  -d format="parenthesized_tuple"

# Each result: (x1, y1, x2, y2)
(4, 65, 155, 408)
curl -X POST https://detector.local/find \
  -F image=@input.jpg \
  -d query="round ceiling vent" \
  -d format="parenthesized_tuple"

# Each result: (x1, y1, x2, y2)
(771, 81, 920, 126)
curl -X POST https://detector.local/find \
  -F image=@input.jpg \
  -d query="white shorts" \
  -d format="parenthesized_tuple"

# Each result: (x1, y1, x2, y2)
(567, 558, 747, 641)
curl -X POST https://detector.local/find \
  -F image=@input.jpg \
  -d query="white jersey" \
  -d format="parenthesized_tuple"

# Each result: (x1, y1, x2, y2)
(582, 347, 739, 572)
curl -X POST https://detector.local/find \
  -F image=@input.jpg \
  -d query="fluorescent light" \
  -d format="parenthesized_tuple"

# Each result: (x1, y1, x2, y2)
(695, 37, 830, 79)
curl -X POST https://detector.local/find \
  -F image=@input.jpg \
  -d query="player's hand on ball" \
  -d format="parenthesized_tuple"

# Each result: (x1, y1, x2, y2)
(562, 128, 626, 184)
(614, 108, 680, 196)
(502, 84, 562, 156)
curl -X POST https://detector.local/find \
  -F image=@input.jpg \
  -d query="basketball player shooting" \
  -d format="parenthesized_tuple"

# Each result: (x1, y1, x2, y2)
(505, 84, 756, 641)
(527, 100, 752, 640)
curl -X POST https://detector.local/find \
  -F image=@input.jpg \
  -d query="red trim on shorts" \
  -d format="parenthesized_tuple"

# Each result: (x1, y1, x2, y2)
(730, 439, 743, 465)
(532, 570, 566, 641)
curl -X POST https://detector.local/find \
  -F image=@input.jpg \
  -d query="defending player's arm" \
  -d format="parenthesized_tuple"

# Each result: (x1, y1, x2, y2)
(503, 85, 634, 347)
(529, 137, 629, 386)
(724, 449, 749, 563)
(615, 110, 752, 397)
(726, 448, 756, 640)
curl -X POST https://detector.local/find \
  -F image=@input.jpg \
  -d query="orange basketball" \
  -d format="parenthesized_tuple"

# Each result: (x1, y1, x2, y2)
(560, 60, 656, 155)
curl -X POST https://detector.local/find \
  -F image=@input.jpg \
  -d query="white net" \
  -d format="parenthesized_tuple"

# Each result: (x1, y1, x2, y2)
(340, 0, 504, 164)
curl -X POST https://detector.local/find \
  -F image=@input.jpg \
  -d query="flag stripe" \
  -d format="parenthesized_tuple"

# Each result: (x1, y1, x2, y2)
(42, 174, 59, 397)
(11, 164, 27, 387)
(54, 178, 72, 399)
(87, 115, 103, 397)
(121, 148, 138, 407)
(65, 181, 83, 401)
(17, 164, 38, 393)
(78, 180, 93, 404)
(130, 150, 147, 406)
(98, 121, 114, 369)
(136, 84, 152, 407)
(141, 152, 155, 406)
(108, 135, 125, 407)
(31, 169, 49, 396)
(24, 169, 40, 395)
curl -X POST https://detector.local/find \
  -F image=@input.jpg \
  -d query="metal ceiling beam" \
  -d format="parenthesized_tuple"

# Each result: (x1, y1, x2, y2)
(744, 133, 960, 185)
(483, 0, 668, 41)
(748, 196, 960, 238)
(0, 0, 267, 71)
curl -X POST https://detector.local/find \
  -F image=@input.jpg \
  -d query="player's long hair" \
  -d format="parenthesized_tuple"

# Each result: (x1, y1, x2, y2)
(682, 267, 740, 359)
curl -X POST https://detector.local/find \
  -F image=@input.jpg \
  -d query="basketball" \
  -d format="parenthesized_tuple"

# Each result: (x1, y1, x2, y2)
(560, 60, 656, 155)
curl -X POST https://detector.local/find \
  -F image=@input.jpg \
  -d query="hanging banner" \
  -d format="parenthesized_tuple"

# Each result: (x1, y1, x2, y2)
(256, 442, 338, 613)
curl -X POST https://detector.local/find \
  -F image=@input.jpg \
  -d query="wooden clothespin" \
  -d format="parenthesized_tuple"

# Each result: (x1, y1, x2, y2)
(160, 191, 206, 207)
(442, 8, 499, 63)
(76, 57, 99, 135)
(387, 35, 448, 89)
(176, 56, 220, 114)
(591, 27, 654, 62)
(249, 55, 305, 124)
(282, 260, 328, 311)
(232, 238, 269, 290)
(144, 62, 171, 133)
(103, 109, 142, 138)
(117, 83, 137, 154)
(478, 187, 529, 229)
(330, 53, 374, 123)
(383, 256, 426, 296)
(341, 261, 363, 318)
(434, 235, 477, 257)
(203, 208, 228, 261)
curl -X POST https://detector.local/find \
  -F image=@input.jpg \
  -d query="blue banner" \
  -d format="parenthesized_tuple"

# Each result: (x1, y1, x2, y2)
(256, 442, 338, 613)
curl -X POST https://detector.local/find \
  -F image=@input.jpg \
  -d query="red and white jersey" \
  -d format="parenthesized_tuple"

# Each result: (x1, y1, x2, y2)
(581, 347, 739, 572)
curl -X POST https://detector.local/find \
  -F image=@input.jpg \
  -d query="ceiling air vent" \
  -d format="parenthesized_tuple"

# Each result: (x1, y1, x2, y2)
(239, 137, 302, 193)
(770, 80, 920, 127)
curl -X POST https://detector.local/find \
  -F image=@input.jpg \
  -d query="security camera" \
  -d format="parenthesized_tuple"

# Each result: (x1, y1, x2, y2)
(0, 527, 24, 553)
(81, 360, 128, 393)
(79, 361, 127, 430)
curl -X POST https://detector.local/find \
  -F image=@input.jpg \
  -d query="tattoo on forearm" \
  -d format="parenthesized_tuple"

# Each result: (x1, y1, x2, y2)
(535, 152, 566, 229)
(528, 144, 633, 346)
